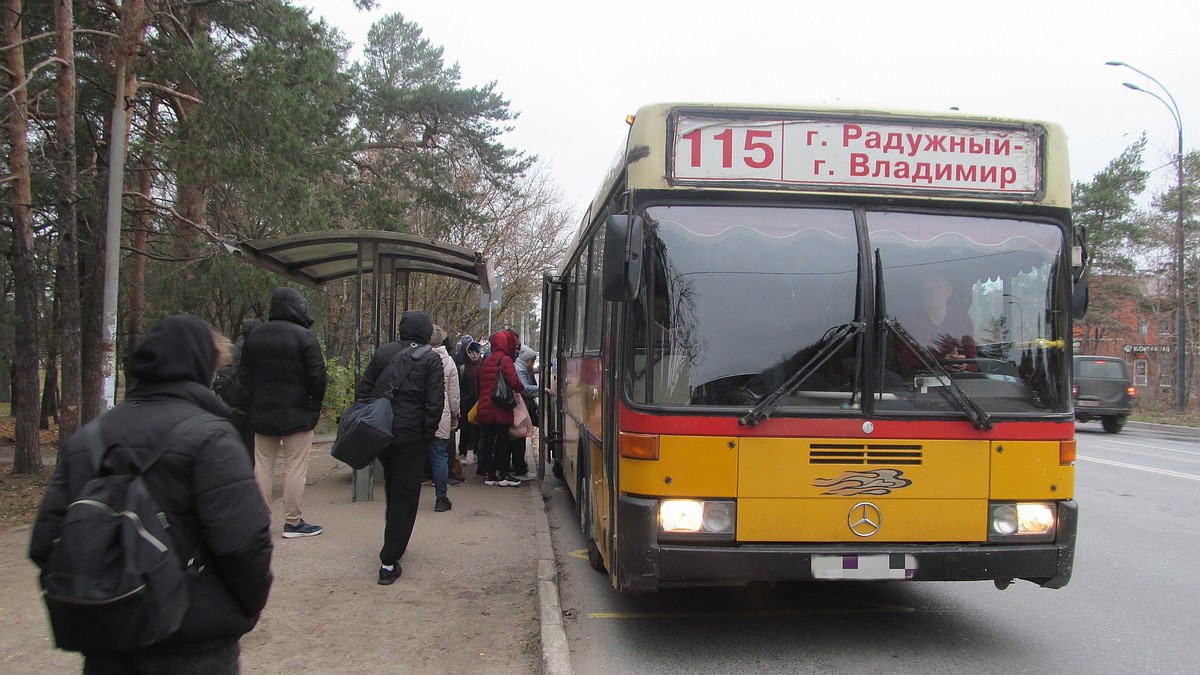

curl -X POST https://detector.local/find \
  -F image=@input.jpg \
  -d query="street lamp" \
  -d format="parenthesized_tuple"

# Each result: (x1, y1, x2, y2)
(1002, 293, 1024, 339)
(1107, 60, 1187, 411)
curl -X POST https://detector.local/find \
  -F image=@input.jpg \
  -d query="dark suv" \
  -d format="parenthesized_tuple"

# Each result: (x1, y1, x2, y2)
(1073, 355, 1135, 433)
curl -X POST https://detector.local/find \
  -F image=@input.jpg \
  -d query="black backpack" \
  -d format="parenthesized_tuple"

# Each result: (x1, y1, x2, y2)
(212, 363, 243, 408)
(39, 413, 222, 654)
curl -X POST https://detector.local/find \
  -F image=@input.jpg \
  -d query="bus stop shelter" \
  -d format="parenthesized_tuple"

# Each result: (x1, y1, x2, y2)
(228, 230, 495, 501)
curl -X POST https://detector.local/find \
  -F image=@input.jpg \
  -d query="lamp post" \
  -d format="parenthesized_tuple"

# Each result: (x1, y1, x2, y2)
(1107, 60, 1187, 411)
(1002, 292, 1024, 339)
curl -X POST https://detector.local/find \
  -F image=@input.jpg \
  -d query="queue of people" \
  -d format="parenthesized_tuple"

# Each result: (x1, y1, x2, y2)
(29, 281, 552, 671)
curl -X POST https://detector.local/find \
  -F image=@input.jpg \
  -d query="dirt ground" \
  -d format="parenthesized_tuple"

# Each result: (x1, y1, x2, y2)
(0, 439, 542, 674)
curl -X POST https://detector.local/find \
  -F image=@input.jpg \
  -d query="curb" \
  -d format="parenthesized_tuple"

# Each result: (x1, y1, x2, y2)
(1124, 420, 1200, 436)
(533, 482, 572, 675)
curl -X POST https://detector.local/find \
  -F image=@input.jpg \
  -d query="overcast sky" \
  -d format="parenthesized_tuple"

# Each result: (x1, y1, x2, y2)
(301, 0, 1199, 216)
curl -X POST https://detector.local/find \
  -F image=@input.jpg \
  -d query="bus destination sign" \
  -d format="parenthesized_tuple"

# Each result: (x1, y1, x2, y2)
(671, 113, 1043, 197)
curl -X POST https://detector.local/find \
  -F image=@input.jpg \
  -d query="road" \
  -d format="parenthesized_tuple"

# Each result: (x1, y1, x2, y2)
(546, 423, 1200, 674)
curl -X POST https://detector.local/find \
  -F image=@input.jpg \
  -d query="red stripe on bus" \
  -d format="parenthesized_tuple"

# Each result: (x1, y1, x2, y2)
(616, 404, 1073, 440)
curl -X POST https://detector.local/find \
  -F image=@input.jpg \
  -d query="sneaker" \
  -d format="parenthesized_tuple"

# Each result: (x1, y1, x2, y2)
(435, 496, 452, 512)
(447, 476, 465, 485)
(513, 472, 536, 481)
(378, 564, 401, 585)
(484, 477, 499, 486)
(497, 476, 522, 487)
(283, 520, 323, 538)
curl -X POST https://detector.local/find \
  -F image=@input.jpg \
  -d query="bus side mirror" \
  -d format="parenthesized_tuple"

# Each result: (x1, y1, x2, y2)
(602, 214, 644, 301)
(1071, 267, 1089, 318)
(1070, 241, 1088, 318)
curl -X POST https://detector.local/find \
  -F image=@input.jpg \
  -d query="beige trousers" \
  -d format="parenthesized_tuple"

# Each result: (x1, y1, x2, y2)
(254, 430, 314, 527)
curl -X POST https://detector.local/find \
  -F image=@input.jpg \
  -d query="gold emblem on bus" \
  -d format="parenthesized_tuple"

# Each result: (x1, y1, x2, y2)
(814, 469, 912, 496)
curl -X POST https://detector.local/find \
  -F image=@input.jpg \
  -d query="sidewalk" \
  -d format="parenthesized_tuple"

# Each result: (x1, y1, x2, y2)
(0, 436, 571, 674)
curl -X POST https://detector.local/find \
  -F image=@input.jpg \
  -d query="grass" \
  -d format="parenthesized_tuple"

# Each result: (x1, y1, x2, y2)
(0, 463, 51, 531)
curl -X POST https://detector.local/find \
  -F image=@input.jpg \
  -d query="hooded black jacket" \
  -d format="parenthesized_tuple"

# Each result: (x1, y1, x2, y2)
(355, 310, 445, 443)
(238, 287, 327, 435)
(30, 314, 274, 654)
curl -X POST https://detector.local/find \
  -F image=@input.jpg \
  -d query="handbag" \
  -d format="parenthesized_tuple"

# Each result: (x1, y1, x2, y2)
(466, 401, 479, 425)
(491, 363, 517, 410)
(524, 392, 540, 427)
(330, 397, 393, 470)
(509, 394, 533, 439)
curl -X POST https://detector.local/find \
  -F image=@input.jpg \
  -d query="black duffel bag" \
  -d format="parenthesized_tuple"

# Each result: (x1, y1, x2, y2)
(330, 396, 393, 470)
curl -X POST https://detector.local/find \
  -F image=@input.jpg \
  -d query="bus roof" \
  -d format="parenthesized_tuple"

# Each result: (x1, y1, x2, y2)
(583, 102, 1071, 226)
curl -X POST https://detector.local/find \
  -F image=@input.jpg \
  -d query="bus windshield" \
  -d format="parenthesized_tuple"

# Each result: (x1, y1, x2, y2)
(625, 204, 1069, 416)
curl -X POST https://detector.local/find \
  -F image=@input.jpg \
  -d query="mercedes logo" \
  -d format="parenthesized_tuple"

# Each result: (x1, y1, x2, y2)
(848, 501, 882, 537)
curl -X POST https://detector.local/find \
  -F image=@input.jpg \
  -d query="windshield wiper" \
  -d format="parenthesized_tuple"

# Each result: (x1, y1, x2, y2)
(888, 319, 994, 431)
(740, 321, 864, 428)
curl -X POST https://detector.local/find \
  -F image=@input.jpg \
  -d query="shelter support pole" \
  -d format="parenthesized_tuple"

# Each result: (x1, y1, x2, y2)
(353, 243, 379, 502)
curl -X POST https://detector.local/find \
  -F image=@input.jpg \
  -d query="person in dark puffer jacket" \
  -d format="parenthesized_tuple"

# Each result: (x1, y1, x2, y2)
(354, 310, 444, 585)
(238, 287, 328, 539)
(30, 314, 273, 673)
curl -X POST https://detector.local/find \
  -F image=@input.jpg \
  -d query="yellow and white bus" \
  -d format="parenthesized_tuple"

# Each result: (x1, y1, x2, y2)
(539, 103, 1083, 592)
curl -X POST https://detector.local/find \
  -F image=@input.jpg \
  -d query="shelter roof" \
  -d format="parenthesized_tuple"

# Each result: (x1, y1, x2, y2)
(228, 230, 494, 291)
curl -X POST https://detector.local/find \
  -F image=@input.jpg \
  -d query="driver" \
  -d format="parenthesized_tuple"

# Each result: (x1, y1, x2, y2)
(895, 272, 977, 374)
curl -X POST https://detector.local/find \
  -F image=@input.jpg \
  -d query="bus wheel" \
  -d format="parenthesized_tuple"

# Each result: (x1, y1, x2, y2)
(578, 474, 606, 573)
(587, 535, 606, 572)
(577, 473, 590, 535)
(552, 460, 564, 480)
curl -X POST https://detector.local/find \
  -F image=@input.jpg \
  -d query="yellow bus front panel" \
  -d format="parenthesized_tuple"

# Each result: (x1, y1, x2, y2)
(619, 435, 1071, 544)
(737, 437, 990, 542)
(989, 440, 1074, 499)
(620, 435, 739, 498)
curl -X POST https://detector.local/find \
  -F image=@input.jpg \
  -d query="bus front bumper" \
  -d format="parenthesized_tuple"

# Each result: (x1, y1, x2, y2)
(615, 496, 1077, 592)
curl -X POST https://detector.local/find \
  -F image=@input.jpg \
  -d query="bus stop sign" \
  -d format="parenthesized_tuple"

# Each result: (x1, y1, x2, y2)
(481, 278, 502, 309)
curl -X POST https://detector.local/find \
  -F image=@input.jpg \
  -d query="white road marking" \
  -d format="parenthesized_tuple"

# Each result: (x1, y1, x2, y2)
(1077, 455, 1200, 481)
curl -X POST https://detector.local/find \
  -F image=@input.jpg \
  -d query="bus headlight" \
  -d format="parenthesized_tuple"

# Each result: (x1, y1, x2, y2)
(658, 499, 736, 541)
(988, 502, 1056, 542)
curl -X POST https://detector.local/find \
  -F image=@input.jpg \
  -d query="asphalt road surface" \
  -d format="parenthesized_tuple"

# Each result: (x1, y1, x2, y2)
(547, 422, 1199, 674)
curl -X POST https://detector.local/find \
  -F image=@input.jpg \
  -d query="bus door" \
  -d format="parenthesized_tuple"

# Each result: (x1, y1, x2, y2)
(539, 274, 567, 480)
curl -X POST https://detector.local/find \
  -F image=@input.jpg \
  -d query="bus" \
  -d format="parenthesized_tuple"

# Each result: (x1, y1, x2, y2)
(539, 103, 1084, 592)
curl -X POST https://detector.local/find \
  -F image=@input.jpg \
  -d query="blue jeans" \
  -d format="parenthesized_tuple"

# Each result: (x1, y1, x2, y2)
(429, 438, 449, 498)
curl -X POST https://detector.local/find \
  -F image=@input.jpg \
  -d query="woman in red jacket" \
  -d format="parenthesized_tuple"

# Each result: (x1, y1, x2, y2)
(475, 330, 526, 486)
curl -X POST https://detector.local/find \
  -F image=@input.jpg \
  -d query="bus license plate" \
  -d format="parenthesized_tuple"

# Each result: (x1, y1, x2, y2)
(811, 554, 917, 580)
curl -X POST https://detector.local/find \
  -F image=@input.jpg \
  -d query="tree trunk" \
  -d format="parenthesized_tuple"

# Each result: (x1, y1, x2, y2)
(5, 0, 44, 474)
(126, 161, 149, 358)
(40, 351, 59, 430)
(126, 99, 157, 360)
(80, 212, 105, 424)
(171, 6, 210, 280)
(55, 0, 82, 441)
(173, 167, 207, 278)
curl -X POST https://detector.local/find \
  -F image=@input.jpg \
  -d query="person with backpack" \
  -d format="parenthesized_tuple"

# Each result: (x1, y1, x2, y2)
(29, 314, 273, 672)
(354, 309, 445, 585)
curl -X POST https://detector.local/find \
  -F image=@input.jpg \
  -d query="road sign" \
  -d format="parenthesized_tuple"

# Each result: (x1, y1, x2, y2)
(481, 277, 502, 310)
